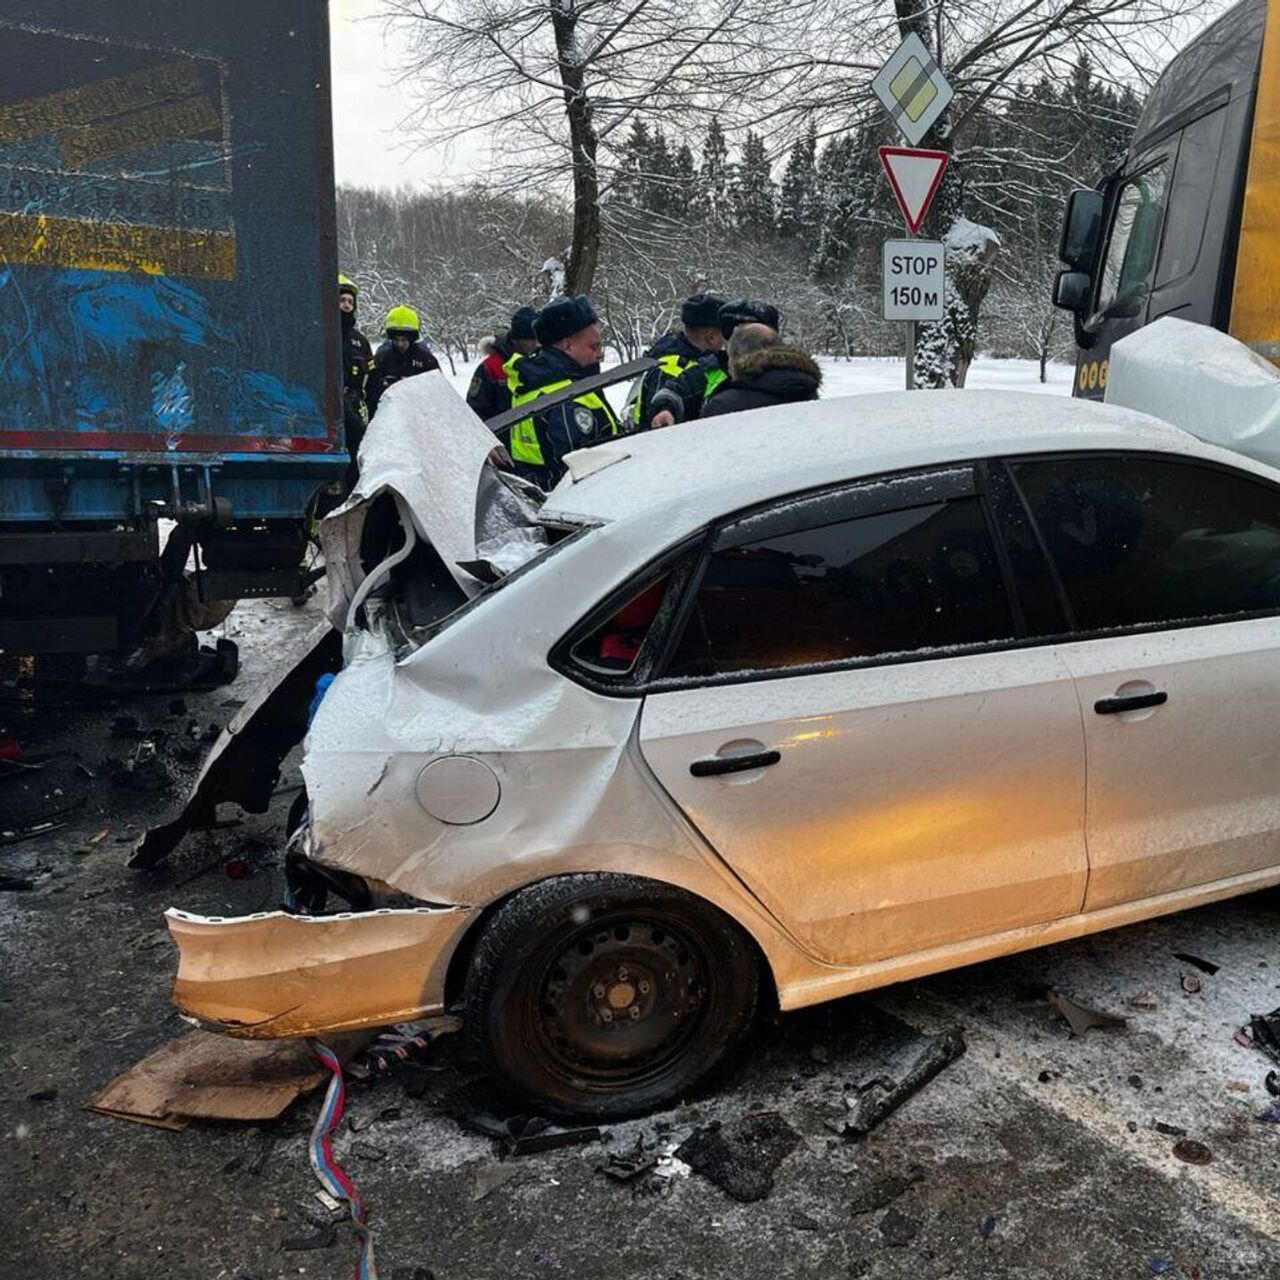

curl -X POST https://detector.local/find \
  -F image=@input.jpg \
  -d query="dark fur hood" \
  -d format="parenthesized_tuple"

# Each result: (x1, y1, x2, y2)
(731, 343, 823, 385)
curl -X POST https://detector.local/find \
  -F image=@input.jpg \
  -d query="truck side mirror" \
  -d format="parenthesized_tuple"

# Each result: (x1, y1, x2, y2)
(1053, 270, 1092, 313)
(1059, 189, 1103, 272)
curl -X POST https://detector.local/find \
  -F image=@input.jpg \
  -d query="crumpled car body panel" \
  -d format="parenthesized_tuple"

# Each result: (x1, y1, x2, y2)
(158, 375, 818, 1037)
(166, 906, 471, 1037)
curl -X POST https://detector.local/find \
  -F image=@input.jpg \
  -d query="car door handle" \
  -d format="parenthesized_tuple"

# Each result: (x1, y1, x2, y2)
(690, 750, 781, 778)
(1094, 691, 1168, 715)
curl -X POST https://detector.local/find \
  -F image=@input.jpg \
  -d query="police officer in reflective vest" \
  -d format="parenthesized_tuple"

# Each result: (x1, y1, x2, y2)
(507, 295, 619, 491)
(648, 298, 782, 427)
(629, 291, 725, 431)
(366, 305, 440, 417)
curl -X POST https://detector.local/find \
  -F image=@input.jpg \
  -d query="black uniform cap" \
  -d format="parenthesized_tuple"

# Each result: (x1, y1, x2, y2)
(534, 294, 599, 346)
(509, 306, 538, 342)
(718, 298, 781, 338)
(681, 291, 727, 328)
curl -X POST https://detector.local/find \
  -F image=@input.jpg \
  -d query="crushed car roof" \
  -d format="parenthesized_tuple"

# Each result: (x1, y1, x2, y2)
(541, 390, 1198, 528)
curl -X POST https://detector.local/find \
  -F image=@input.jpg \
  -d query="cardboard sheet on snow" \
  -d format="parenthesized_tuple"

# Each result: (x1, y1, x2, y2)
(1106, 317, 1280, 470)
(90, 1029, 334, 1127)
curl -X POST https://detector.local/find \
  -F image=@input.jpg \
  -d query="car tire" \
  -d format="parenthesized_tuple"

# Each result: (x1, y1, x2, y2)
(465, 873, 760, 1120)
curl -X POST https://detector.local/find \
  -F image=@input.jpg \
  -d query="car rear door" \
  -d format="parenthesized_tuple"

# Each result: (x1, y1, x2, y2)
(636, 466, 1090, 968)
(1007, 451, 1280, 911)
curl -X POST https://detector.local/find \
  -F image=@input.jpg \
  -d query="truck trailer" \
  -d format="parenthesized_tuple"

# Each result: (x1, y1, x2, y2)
(0, 0, 343, 664)
(1053, 0, 1280, 398)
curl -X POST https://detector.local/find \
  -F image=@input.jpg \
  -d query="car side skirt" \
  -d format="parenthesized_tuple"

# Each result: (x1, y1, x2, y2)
(777, 864, 1280, 1011)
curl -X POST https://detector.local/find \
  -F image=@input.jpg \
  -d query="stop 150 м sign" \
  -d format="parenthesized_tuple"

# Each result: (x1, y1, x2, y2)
(882, 239, 945, 322)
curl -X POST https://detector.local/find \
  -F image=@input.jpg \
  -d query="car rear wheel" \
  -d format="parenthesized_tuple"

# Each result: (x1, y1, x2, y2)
(465, 873, 760, 1120)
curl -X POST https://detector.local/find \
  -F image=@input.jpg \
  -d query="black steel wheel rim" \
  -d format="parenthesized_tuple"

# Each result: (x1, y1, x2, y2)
(528, 908, 713, 1093)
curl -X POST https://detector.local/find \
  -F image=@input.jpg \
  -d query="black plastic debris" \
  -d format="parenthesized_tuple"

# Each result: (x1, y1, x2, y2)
(837, 1028, 966, 1137)
(789, 1211, 824, 1231)
(1248, 1009, 1280, 1066)
(849, 1168, 925, 1216)
(1154, 1121, 1187, 1137)
(506, 1124, 601, 1157)
(1047, 992, 1127, 1038)
(1266, 1071, 1280, 1097)
(600, 1143, 658, 1184)
(0, 873, 34, 891)
(281, 1224, 337, 1252)
(878, 1208, 920, 1247)
(1173, 952, 1220, 975)
(675, 1112, 800, 1202)
(1172, 1138, 1212, 1165)
(979, 1215, 997, 1239)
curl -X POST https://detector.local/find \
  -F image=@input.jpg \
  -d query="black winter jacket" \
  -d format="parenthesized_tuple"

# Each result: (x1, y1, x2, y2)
(699, 344, 822, 418)
(366, 339, 440, 417)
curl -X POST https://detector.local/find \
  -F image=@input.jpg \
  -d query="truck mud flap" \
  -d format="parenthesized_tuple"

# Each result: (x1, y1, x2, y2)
(130, 623, 341, 868)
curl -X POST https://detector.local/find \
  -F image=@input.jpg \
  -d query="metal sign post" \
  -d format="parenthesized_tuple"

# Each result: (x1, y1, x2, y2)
(872, 36, 953, 390)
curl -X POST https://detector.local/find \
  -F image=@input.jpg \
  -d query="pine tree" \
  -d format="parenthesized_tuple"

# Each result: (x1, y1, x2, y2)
(647, 127, 678, 216)
(671, 143, 697, 218)
(732, 131, 776, 240)
(614, 119, 651, 208)
(777, 121, 818, 244)
(693, 118, 732, 229)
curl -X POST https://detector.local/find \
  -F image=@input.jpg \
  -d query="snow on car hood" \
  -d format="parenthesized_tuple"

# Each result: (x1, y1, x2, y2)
(320, 371, 550, 633)
(1106, 317, 1280, 471)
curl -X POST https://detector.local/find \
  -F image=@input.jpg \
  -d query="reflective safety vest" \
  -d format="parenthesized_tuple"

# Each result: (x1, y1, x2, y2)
(704, 365, 728, 400)
(631, 351, 698, 425)
(503, 351, 525, 396)
(508, 377, 619, 467)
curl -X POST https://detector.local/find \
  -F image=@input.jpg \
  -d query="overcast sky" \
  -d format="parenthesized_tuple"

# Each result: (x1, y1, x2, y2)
(330, 0, 1231, 191)
(330, 0, 467, 189)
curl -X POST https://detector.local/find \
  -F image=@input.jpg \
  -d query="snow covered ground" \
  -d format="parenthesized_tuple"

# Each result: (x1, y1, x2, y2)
(438, 353, 1074, 408)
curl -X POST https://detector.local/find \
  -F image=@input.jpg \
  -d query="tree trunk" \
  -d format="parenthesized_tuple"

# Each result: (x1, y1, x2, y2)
(551, 4, 601, 295)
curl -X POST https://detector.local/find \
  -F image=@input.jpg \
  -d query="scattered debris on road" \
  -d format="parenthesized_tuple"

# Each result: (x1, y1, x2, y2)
(1047, 991, 1127, 1037)
(1173, 952, 1220, 975)
(831, 1026, 966, 1138)
(90, 1030, 353, 1128)
(675, 1112, 800, 1202)
(849, 1167, 925, 1216)
(1171, 1138, 1213, 1165)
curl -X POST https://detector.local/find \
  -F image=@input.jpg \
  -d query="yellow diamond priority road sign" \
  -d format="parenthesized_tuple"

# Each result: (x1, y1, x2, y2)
(871, 33, 953, 147)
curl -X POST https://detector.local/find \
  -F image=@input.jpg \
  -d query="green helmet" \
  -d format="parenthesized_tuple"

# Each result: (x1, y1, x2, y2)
(384, 305, 420, 338)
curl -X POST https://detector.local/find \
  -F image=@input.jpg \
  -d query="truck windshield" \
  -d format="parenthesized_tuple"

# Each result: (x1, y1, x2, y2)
(1093, 161, 1169, 322)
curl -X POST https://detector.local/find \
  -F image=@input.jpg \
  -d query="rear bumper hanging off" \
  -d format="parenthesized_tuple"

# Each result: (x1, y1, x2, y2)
(165, 905, 472, 1038)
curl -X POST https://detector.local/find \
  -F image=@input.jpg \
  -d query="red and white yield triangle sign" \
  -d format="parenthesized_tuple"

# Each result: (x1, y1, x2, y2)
(878, 146, 948, 235)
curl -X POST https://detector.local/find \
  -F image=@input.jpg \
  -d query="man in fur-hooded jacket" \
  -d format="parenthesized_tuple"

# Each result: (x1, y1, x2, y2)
(700, 323, 822, 417)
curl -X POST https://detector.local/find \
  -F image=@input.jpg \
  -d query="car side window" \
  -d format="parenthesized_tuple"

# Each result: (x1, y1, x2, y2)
(1092, 160, 1169, 322)
(1010, 455, 1280, 632)
(663, 495, 1016, 679)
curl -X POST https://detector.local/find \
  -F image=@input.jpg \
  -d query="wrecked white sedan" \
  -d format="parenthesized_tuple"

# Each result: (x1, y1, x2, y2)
(155, 365, 1280, 1118)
